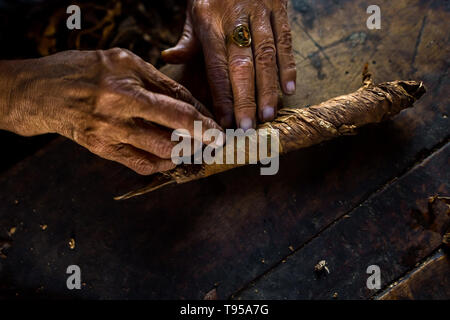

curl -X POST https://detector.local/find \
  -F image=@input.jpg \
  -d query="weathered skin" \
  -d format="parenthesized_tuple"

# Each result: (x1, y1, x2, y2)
(116, 77, 426, 200)
(0, 1, 296, 176)
(0, 48, 222, 175)
(162, 0, 297, 129)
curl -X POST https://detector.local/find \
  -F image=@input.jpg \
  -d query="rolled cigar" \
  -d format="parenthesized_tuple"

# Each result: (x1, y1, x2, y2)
(115, 73, 425, 200)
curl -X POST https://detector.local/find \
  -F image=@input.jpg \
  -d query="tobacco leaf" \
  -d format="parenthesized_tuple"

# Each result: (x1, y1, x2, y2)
(116, 74, 426, 200)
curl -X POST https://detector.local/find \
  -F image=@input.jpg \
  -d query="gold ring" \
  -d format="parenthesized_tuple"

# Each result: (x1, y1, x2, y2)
(230, 24, 252, 47)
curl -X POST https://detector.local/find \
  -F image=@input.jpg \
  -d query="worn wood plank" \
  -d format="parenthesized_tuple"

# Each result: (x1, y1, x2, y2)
(236, 143, 450, 299)
(0, 0, 449, 299)
(0, 131, 55, 175)
(377, 250, 450, 300)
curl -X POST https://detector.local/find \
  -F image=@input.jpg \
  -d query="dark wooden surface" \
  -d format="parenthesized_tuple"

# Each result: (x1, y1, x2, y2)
(0, 0, 449, 299)
(236, 144, 450, 299)
(378, 250, 450, 300)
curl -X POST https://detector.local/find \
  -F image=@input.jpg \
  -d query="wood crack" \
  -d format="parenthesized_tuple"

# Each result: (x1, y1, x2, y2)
(410, 15, 427, 75)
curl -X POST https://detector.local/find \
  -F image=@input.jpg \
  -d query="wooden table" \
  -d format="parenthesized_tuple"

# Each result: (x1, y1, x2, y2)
(0, 0, 449, 299)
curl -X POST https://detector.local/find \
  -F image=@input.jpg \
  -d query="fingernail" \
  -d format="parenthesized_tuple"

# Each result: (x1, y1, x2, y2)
(239, 117, 253, 131)
(220, 114, 233, 129)
(262, 106, 275, 122)
(286, 81, 296, 95)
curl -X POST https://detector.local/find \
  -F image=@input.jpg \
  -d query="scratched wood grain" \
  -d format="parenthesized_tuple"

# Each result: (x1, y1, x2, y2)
(235, 144, 450, 299)
(0, 0, 449, 299)
(378, 251, 450, 300)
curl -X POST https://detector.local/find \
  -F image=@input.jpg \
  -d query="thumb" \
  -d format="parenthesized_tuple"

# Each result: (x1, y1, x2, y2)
(161, 11, 200, 64)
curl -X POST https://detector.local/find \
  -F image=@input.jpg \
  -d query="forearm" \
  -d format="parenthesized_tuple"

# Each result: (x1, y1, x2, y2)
(0, 59, 51, 136)
(0, 60, 21, 133)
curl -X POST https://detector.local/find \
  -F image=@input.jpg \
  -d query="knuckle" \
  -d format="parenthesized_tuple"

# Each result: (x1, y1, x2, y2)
(259, 87, 279, 98)
(279, 52, 297, 70)
(212, 94, 233, 112)
(106, 47, 122, 56)
(82, 132, 98, 148)
(192, 1, 211, 16)
(88, 138, 109, 155)
(202, 117, 219, 131)
(229, 55, 254, 72)
(283, 60, 297, 71)
(76, 118, 119, 152)
(137, 89, 156, 106)
(277, 26, 293, 49)
(207, 62, 229, 81)
(108, 47, 128, 58)
(254, 40, 277, 65)
(132, 159, 155, 175)
(234, 98, 257, 112)
(105, 47, 137, 64)
(204, 63, 234, 106)
(154, 140, 173, 159)
(76, 122, 99, 143)
(172, 83, 190, 100)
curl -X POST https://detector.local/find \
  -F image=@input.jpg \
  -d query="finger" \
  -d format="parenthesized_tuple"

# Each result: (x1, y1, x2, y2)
(227, 21, 257, 130)
(120, 123, 177, 160)
(128, 87, 224, 144)
(200, 28, 235, 129)
(132, 57, 214, 118)
(159, 59, 213, 109)
(100, 143, 176, 175)
(161, 9, 200, 64)
(149, 71, 213, 118)
(272, 0, 297, 95)
(250, 9, 279, 122)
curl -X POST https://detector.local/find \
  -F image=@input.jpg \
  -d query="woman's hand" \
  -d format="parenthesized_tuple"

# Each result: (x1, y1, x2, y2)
(162, 0, 297, 130)
(0, 48, 222, 175)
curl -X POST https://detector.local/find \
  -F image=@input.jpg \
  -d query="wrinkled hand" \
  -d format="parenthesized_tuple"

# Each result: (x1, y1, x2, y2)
(162, 0, 297, 129)
(0, 48, 222, 175)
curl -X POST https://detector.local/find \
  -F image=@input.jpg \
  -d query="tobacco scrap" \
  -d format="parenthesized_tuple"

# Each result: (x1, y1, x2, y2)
(443, 232, 450, 248)
(68, 238, 76, 250)
(0, 240, 12, 259)
(314, 260, 330, 274)
(203, 288, 218, 300)
(428, 195, 450, 206)
(8, 227, 16, 237)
